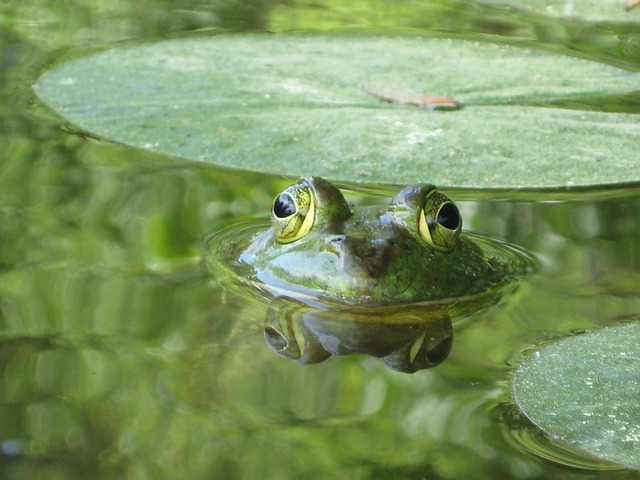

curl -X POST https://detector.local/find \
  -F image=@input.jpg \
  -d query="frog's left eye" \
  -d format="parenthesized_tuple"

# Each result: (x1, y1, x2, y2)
(419, 190, 461, 252)
(272, 183, 316, 244)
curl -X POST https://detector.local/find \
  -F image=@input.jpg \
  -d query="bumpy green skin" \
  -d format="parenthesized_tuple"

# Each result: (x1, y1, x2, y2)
(210, 177, 536, 308)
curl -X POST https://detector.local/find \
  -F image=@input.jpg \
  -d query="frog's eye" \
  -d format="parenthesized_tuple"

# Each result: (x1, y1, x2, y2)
(272, 183, 316, 244)
(418, 190, 461, 252)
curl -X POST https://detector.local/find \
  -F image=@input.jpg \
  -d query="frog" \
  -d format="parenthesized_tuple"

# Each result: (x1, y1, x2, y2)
(206, 176, 537, 372)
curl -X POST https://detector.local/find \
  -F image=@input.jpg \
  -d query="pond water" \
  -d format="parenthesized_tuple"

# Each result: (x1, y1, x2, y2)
(2, 1, 640, 479)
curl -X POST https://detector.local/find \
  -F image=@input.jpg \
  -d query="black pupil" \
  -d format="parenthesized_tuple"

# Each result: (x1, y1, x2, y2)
(437, 203, 460, 230)
(273, 193, 296, 218)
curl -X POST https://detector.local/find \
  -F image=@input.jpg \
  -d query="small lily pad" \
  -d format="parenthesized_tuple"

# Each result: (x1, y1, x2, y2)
(513, 322, 640, 469)
(34, 35, 640, 189)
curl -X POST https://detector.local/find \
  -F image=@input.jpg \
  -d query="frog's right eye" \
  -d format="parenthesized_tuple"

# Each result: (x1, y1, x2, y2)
(419, 189, 461, 252)
(272, 183, 316, 244)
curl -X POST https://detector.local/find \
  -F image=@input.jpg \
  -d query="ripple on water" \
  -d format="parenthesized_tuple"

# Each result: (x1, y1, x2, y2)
(499, 402, 626, 472)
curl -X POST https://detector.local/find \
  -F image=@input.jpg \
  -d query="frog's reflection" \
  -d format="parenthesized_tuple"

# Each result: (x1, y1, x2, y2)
(263, 300, 453, 373)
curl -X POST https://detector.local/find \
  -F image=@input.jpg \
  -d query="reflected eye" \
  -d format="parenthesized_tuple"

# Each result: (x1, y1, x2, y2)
(418, 190, 461, 252)
(271, 183, 316, 244)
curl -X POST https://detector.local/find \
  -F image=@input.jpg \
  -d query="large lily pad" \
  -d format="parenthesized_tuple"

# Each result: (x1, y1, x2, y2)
(34, 35, 640, 189)
(513, 321, 640, 469)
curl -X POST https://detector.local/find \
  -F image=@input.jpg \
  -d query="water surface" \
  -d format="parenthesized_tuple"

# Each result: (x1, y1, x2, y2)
(2, 1, 640, 478)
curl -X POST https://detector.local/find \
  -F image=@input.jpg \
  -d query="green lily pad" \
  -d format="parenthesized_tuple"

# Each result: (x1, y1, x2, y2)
(513, 321, 640, 469)
(34, 35, 640, 189)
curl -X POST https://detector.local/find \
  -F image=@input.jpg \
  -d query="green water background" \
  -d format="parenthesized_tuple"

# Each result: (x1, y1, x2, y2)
(1, 1, 640, 478)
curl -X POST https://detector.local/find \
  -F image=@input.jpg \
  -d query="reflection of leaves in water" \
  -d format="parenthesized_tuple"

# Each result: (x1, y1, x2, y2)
(274, 0, 640, 67)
